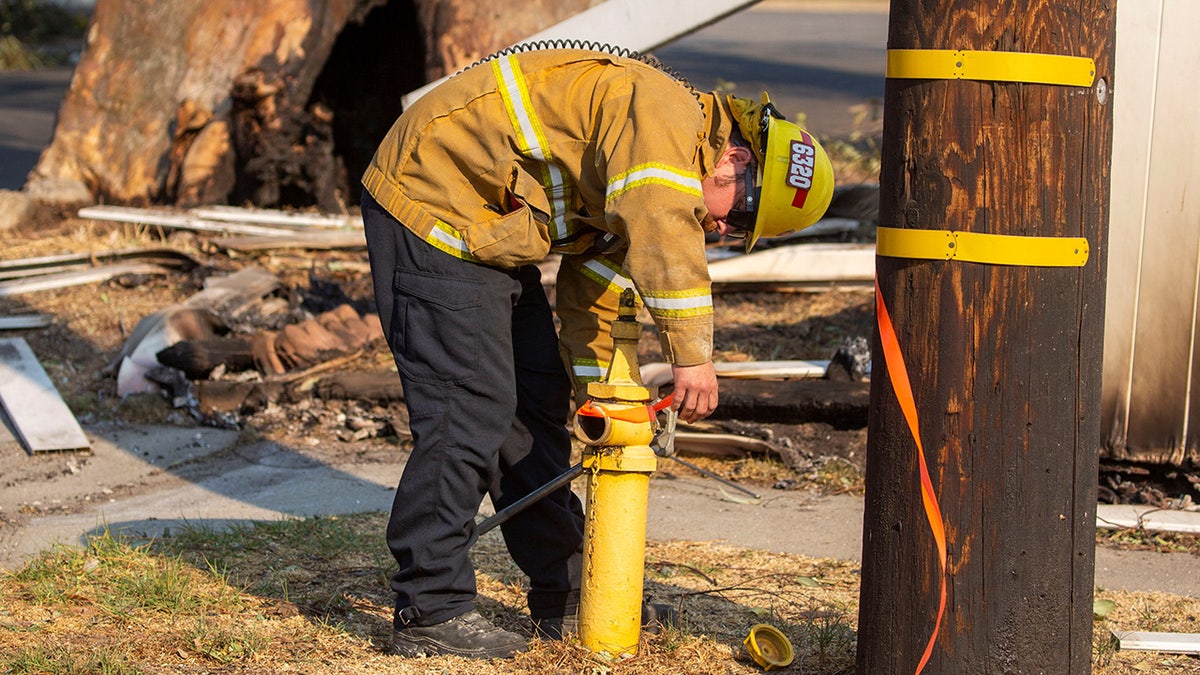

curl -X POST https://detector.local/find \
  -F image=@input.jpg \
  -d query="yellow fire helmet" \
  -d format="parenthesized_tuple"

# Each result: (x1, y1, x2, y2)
(725, 93, 835, 252)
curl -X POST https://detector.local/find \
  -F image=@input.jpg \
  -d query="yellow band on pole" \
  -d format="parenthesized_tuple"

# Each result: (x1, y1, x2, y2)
(886, 49, 1096, 87)
(876, 226, 1089, 267)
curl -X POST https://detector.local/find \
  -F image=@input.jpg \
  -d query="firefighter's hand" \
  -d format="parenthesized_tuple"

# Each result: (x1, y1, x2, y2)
(670, 362, 719, 423)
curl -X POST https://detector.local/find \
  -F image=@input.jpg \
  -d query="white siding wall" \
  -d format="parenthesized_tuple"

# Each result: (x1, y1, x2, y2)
(1102, 0, 1200, 464)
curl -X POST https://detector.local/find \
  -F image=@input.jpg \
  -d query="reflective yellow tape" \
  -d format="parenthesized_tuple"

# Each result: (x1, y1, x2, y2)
(886, 49, 1096, 87)
(876, 226, 1089, 267)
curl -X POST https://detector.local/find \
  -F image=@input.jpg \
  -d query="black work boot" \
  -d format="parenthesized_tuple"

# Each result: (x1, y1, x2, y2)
(532, 601, 677, 640)
(390, 610, 528, 659)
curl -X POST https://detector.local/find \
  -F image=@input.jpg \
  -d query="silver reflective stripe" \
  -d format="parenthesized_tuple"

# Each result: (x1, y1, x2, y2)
(606, 162, 702, 202)
(493, 55, 572, 241)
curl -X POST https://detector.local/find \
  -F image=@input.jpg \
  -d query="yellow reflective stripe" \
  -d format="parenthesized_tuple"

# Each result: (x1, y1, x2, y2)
(493, 55, 571, 240)
(571, 358, 608, 381)
(876, 226, 1089, 267)
(606, 162, 702, 202)
(886, 49, 1096, 87)
(580, 256, 635, 295)
(642, 288, 713, 318)
(423, 220, 477, 262)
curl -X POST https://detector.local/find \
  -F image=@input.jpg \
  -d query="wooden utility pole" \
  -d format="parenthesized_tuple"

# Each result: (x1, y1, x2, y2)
(857, 1, 1115, 673)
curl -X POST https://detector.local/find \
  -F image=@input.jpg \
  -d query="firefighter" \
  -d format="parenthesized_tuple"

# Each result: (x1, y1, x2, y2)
(361, 46, 834, 659)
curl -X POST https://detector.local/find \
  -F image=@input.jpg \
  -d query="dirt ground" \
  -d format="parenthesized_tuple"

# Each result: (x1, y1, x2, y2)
(0, 215, 876, 527)
(5, 214, 1200, 675)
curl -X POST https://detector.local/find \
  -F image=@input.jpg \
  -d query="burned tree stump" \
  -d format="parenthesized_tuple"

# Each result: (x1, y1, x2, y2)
(25, 0, 602, 212)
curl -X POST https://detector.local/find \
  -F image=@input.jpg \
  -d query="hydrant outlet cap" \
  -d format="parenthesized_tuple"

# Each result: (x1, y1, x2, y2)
(743, 623, 794, 671)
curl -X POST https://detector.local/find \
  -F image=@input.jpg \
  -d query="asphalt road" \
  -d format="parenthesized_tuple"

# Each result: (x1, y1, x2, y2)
(0, 67, 71, 191)
(0, 2, 888, 192)
(656, 1, 889, 137)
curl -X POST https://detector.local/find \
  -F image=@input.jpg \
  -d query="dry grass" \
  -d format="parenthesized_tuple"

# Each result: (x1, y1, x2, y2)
(2, 513, 1198, 674)
(0, 514, 860, 674)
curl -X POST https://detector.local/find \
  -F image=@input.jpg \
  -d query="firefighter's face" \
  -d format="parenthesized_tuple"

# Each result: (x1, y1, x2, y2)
(701, 144, 753, 234)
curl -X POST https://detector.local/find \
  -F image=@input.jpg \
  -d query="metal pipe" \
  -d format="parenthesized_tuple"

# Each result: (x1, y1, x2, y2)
(475, 463, 585, 537)
(665, 455, 761, 500)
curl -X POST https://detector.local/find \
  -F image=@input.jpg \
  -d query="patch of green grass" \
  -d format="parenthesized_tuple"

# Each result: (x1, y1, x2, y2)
(5, 642, 144, 675)
(0, 527, 365, 673)
(7, 528, 245, 619)
(650, 621, 693, 654)
(149, 513, 394, 623)
(1096, 527, 1200, 556)
(1091, 623, 1119, 668)
(183, 616, 266, 665)
(792, 607, 857, 671)
(158, 514, 376, 573)
(814, 456, 865, 494)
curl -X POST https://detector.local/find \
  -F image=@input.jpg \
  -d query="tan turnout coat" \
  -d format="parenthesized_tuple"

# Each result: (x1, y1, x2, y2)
(363, 48, 735, 385)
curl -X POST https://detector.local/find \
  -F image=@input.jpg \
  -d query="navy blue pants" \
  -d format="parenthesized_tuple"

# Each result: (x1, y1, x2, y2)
(362, 194, 584, 629)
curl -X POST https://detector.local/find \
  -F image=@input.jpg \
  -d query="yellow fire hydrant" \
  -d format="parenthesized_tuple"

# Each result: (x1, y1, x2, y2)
(572, 288, 660, 657)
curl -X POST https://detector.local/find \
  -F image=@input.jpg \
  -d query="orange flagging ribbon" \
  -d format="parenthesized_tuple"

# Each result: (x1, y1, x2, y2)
(875, 278, 948, 675)
(576, 393, 674, 423)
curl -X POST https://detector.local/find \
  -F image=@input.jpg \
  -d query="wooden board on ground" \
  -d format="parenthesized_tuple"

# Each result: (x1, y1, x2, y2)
(0, 337, 91, 453)
(715, 360, 829, 379)
(213, 231, 367, 251)
(641, 360, 834, 387)
(190, 206, 361, 230)
(1113, 631, 1200, 655)
(0, 247, 198, 282)
(706, 242, 876, 285)
(672, 431, 777, 458)
(0, 263, 172, 297)
(0, 315, 52, 330)
(79, 205, 305, 238)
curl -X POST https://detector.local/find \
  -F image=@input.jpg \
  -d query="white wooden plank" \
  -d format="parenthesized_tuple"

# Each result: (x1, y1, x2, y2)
(212, 231, 367, 251)
(0, 263, 170, 297)
(0, 338, 90, 453)
(0, 315, 52, 330)
(1094, 504, 1200, 534)
(714, 360, 829, 379)
(641, 359, 837, 385)
(403, 0, 760, 107)
(707, 243, 876, 284)
(79, 205, 300, 238)
(1113, 631, 1200, 655)
(673, 431, 777, 457)
(190, 206, 361, 230)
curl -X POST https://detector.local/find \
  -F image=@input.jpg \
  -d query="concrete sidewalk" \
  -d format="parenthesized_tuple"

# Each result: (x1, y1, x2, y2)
(2, 423, 1197, 599)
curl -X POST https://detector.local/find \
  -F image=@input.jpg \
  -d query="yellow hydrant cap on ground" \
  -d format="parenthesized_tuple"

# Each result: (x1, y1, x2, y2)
(743, 623, 795, 670)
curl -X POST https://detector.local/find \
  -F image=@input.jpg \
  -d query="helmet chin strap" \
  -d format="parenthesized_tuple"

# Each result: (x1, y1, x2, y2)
(742, 163, 758, 214)
(724, 166, 761, 241)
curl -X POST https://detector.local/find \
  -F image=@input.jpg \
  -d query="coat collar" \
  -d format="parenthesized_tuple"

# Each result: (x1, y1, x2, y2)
(696, 91, 733, 178)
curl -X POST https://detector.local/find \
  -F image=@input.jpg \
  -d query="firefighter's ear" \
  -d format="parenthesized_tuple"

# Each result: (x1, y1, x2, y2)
(716, 143, 752, 170)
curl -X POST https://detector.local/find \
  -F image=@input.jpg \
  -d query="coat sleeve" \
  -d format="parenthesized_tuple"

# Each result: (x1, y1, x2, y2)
(591, 72, 714, 367)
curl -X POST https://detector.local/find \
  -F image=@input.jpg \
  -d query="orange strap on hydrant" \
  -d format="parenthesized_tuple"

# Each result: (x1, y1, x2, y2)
(875, 278, 947, 675)
(576, 394, 674, 424)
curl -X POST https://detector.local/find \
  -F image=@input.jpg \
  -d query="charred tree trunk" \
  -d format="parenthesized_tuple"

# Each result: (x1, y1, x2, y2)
(857, 0, 1114, 673)
(24, 0, 600, 213)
